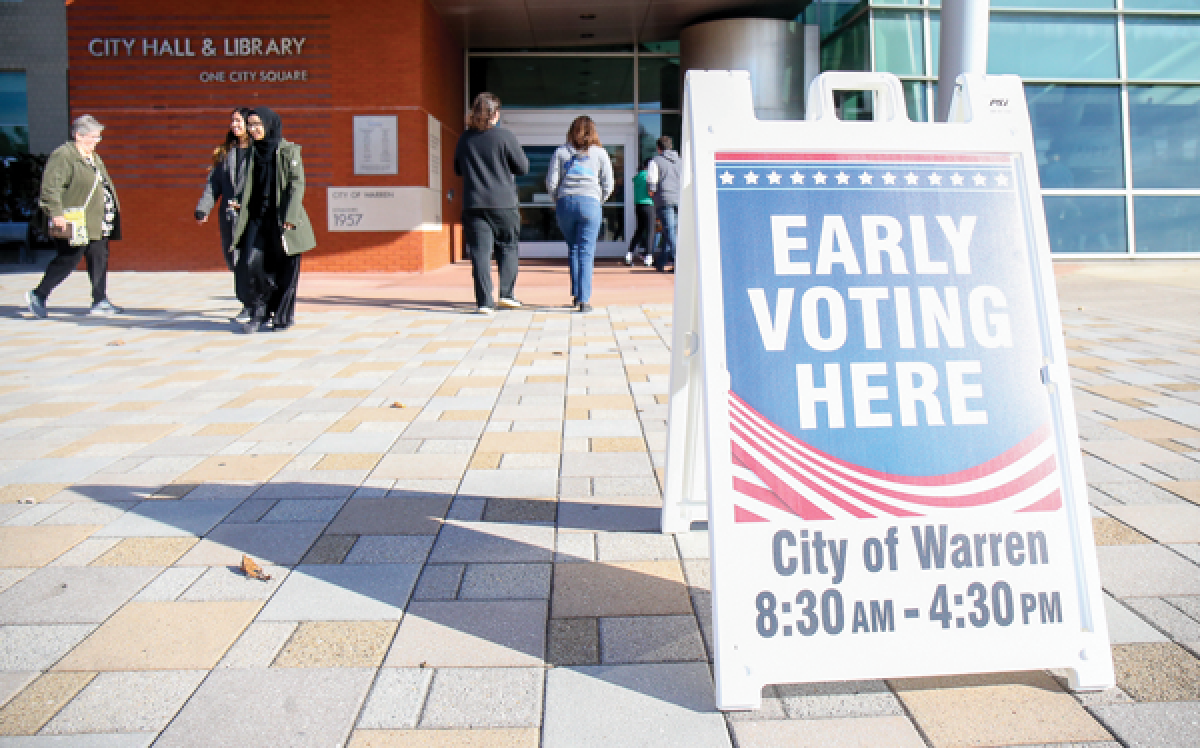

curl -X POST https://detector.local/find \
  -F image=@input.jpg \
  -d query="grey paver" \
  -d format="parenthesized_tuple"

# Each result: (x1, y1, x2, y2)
(458, 468, 559, 499)
(258, 498, 345, 523)
(598, 615, 706, 663)
(0, 670, 39, 710)
(0, 625, 95, 670)
(412, 564, 464, 600)
(216, 621, 297, 669)
(775, 679, 905, 718)
(131, 567, 205, 602)
(386, 600, 547, 667)
(344, 535, 435, 564)
(0, 567, 159, 624)
(42, 670, 207, 734)
(0, 736, 155, 747)
(176, 521, 325, 566)
(355, 667, 433, 729)
(258, 563, 420, 620)
(1097, 544, 1200, 597)
(1104, 595, 1169, 643)
(177, 565, 289, 601)
(459, 563, 552, 599)
(542, 664, 731, 748)
(1089, 702, 1200, 748)
(419, 667, 544, 728)
(154, 667, 374, 748)
(428, 521, 555, 563)
(93, 499, 239, 538)
(596, 532, 679, 561)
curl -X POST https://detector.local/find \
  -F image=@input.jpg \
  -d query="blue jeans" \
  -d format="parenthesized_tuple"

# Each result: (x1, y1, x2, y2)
(556, 195, 603, 304)
(654, 203, 678, 270)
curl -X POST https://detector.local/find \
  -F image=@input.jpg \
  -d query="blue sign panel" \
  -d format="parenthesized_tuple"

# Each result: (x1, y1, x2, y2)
(715, 152, 1061, 521)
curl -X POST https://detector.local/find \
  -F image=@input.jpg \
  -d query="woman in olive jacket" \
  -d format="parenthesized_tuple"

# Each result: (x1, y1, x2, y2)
(229, 107, 316, 333)
(27, 114, 123, 319)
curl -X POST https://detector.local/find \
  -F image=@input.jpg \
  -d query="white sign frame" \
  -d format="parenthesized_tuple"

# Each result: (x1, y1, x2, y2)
(354, 115, 398, 176)
(663, 70, 1113, 710)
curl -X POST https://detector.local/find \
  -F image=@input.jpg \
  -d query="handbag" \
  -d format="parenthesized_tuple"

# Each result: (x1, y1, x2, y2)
(48, 170, 102, 246)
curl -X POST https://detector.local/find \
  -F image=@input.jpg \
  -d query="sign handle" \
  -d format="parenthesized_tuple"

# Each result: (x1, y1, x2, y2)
(805, 71, 910, 123)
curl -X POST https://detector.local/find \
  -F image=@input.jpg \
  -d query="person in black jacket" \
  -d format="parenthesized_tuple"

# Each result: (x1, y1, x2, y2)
(195, 107, 252, 321)
(453, 92, 530, 314)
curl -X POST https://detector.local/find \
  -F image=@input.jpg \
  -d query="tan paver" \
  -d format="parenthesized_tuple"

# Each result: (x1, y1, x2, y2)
(0, 403, 94, 422)
(1109, 418, 1200, 440)
(566, 394, 634, 410)
(0, 526, 101, 567)
(892, 671, 1112, 747)
(436, 376, 506, 396)
(274, 621, 397, 668)
(1080, 385, 1162, 407)
(1092, 517, 1153, 546)
(0, 483, 69, 502)
(222, 385, 313, 408)
(195, 422, 256, 436)
(1112, 642, 1200, 701)
(329, 406, 420, 432)
(1158, 480, 1200, 506)
(551, 561, 693, 617)
(180, 454, 292, 482)
(54, 601, 262, 671)
(145, 370, 224, 388)
(90, 537, 198, 567)
(0, 672, 95, 736)
(316, 453, 384, 471)
(469, 453, 502, 470)
(347, 728, 540, 747)
(336, 362, 402, 378)
(591, 437, 646, 452)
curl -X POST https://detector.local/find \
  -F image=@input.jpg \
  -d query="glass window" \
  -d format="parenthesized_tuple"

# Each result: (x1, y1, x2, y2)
(469, 57, 634, 109)
(1026, 85, 1123, 188)
(873, 0, 922, 6)
(822, 14, 869, 72)
(0, 72, 29, 158)
(903, 80, 929, 121)
(835, 90, 875, 120)
(638, 112, 681, 167)
(930, 12, 939, 76)
(1126, 19, 1200, 80)
(991, 0, 1113, 7)
(640, 41, 679, 55)
(1129, 85, 1200, 188)
(1134, 197, 1200, 253)
(874, 11, 924, 75)
(518, 144, 625, 243)
(1043, 196, 1127, 253)
(639, 57, 680, 109)
(1125, 0, 1200, 8)
(987, 15, 1118, 79)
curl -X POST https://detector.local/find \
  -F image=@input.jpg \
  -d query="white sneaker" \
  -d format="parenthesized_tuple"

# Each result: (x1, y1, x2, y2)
(643, 254, 654, 266)
(496, 297, 523, 309)
(477, 306, 495, 315)
(624, 252, 633, 266)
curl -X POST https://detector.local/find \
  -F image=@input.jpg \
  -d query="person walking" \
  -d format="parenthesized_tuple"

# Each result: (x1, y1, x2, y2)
(229, 107, 316, 333)
(625, 157, 655, 267)
(647, 135, 681, 272)
(196, 107, 253, 321)
(26, 115, 123, 318)
(546, 115, 613, 313)
(453, 92, 530, 315)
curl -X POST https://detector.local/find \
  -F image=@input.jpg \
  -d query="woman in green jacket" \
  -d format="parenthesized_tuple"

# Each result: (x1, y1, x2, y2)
(27, 114, 123, 319)
(229, 106, 316, 333)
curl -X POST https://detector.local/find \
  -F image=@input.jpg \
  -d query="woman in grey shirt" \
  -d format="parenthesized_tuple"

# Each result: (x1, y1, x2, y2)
(545, 116, 613, 313)
(196, 107, 252, 320)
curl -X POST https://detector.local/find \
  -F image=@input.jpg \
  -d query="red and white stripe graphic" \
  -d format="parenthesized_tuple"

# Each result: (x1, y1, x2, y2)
(729, 391, 1062, 522)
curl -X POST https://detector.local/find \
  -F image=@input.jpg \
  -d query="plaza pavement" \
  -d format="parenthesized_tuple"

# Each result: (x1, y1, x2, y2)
(0, 257, 1198, 747)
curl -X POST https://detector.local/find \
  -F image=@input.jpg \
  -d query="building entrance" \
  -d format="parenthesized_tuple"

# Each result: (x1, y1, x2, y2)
(500, 111, 635, 259)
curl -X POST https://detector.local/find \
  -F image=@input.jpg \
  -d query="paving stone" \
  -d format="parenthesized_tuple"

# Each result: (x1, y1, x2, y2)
(176, 521, 325, 566)
(258, 563, 420, 621)
(131, 567, 205, 602)
(1088, 702, 1200, 748)
(459, 563, 552, 599)
(259, 498, 346, 523)
(0, 567, 159, 624)
(355, 668, 433, 729)
(274, 620, 397, 668)
(54, 601, 261, 671)
(0, 625, 95, 671)
(0, 672, 37, 711)
(429, 521, 555, 563)
(1096, 544, 1200, 597)
(49, 536, 123, 567)
(386, 601, 547, 667)
(0, 526, 101, 568)
(891, 671, 1112, 746)
(775, 679, 904, 718)
(557, 499, 662, 533)
(1105, 504, 1200, 543)
(0, 671, 95, 737)
(595, 532, 679, 561)
(38, 502, 131, 527)
(483, 497, 557, 523)
(674, 531, 710, 560)
(370, 453, 470, 481)
(217, 621, 296, 669)
(591, 476, 663, 498)
(178, 454, 291, 483)
(547, 617, 599, 666)
(541, 664, 729, 748)
(1124, 597, 1200, 642)
(555, 532, 595, 562)
(1094, 481, 1188, 505)
(458, 469, 558, 500)
(560, 452, 654, 478)
(154, 667, 374, 748)
(552, 561, 693, 617)
(419, 668, 544, 728)
(93, 499, 239, 538)
(412, 564, 464, 600)
(347, 727, 540, 747)
(1092, 517, 1153, 546)
(1111, 642, 1200, 701)
(90, 537, 197, 567)
(300, 533, 356, 564)
(345, 535, 435, 564)
(1104, 595, 1169, 643)
(178, 565, 288, 601)
(327, 497, 451, 536)
(730, 717, 926, 747)
(42, 670, 206, 735)
(598, 615, 705, 663)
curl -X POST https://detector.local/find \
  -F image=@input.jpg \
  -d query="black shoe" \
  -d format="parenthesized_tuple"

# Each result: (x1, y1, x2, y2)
(577, 302, 593, 313)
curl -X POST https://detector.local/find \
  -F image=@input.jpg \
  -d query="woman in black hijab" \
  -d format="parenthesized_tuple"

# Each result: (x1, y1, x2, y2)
(229, 106, 316, 333)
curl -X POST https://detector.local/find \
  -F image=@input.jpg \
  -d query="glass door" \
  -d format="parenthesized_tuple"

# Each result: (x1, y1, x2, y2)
(512, 129, 634, 259)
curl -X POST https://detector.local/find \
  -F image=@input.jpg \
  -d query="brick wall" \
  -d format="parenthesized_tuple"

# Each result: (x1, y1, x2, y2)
(66, 0, 463, 272)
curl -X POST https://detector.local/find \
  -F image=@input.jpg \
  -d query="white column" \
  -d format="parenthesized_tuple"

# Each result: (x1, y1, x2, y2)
(935, 0, 990, 122)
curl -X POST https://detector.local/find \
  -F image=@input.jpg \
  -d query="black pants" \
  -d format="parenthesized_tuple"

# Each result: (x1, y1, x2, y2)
(463, 207, 520, 308)
(629, 203, 655, 255)
(35, 238, 109, 303)
(236, 222, 299, 325)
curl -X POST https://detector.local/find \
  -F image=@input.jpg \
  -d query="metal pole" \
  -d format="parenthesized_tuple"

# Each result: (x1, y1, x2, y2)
(935, 0, 990, 122)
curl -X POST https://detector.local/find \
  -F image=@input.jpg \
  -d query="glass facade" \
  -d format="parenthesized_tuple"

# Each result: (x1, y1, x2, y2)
(856, 0, 1200, 254)
(0, 72, 29, 157)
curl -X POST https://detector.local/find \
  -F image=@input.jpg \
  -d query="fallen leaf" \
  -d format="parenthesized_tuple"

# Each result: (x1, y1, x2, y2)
(390, 402, 406, 408)
(106, 340, 125, 347)
(241, 554, 272, 581)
